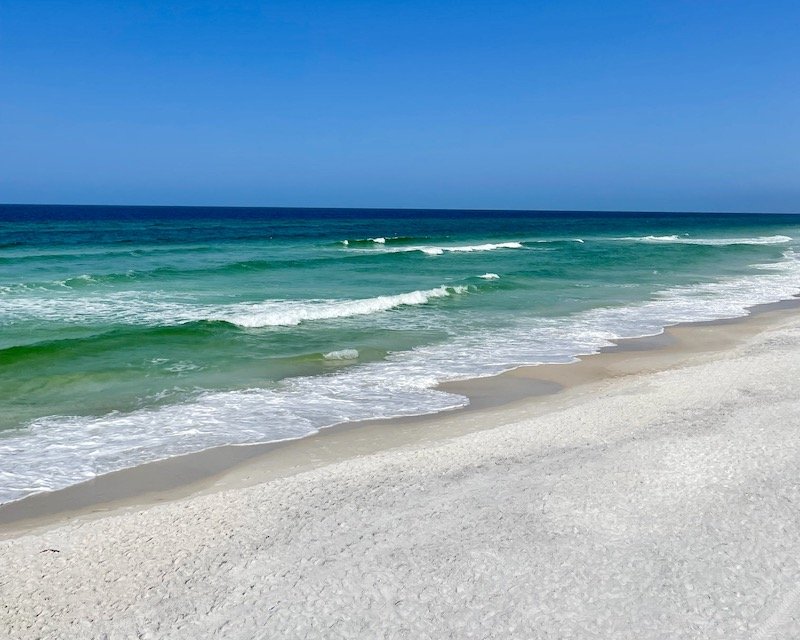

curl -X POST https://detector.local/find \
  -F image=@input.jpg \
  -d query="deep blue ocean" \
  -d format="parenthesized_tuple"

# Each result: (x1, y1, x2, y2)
(2, 205, 799, 503)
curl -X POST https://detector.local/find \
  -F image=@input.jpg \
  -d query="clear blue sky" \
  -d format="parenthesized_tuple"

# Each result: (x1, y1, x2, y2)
(1, 1, 798, 211)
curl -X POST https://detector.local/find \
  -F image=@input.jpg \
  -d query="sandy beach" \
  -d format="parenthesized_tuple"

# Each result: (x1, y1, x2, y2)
(3, 307, 800, 638)
(3, 0, 798, 636)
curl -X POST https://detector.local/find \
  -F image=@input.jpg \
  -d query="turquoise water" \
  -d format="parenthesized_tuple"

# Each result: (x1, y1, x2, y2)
(2, 206, 800, 503)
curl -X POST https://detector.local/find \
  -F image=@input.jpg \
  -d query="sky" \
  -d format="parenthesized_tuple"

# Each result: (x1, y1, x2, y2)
(0, 1, 798, 211)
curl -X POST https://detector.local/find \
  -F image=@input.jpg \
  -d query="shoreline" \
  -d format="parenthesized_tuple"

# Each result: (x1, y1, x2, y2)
(2, 295, 799, 538)
(5, 291, 800, 637)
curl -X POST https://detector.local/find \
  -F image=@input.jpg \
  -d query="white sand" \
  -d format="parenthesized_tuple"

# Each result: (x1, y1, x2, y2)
(3, 317, 800, 639)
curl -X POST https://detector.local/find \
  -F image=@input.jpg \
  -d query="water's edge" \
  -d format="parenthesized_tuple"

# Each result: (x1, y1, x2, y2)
(3, 294, 798, 538)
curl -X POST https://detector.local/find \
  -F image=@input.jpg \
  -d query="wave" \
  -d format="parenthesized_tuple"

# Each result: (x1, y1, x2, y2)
(530, 238, 585, 244)
(1, 239, 524, 293)
(64, 259, 277, 284)
(421, 241, 524, 255)
(620, 234, 793, 246)
(339, 238, 582, 255)
(4, 247, 474, 292)
(0, 244, 218, 264)
(478, 273, 500, 280)
(222, 285, 469, 328)
(0, 271, 155, 293)
(0, 321, 234, 365)
(0, 258, 334, 293)
(323, 349, 359, 360)
(0, 285, 470, 328)
(377, 241, 524, 256)
(340, 238, 525, 256)
(341, 236, 421, 247)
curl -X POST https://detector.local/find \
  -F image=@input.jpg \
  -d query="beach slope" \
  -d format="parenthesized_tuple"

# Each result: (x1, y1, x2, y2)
(3, 317, 800, 639)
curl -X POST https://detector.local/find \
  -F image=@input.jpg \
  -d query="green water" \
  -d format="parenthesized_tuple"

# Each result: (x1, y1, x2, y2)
(1, 206, 799, 502)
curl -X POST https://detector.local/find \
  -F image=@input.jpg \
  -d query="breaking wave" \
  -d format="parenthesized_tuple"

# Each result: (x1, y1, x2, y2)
(0, 285, 471, 328)
(621, 235, 792, 246)
(341, 236, 420, 247)
(223, 286, 468, 328)
(323, 349, 360, 360)
(364, 241, 525, 256)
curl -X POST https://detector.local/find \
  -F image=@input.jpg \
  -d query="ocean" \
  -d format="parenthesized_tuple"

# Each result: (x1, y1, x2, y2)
(1, 205, 799, 504)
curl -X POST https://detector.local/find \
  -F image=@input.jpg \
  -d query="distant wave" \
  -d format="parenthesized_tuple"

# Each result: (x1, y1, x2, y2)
(478, 273, 500, 280)
(340, 239, 525, 256)
(224, 285, 468, 328)
(530, 238, 584, 244)
(1, 240, 519, 296)
(0, 244, 218, 264)
(419, 241, 523, 255)
(380, 241, 524, 256)
(620, 234, 793, 246)
(0, 259, 319, 293)
(341, 236, 420, 247)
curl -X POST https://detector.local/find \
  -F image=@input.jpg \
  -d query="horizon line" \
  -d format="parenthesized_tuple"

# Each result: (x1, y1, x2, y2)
(2, 202, 799, 216)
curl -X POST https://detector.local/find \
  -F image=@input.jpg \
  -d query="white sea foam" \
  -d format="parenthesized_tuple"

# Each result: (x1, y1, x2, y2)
(0, 285, 469, 328)
(340, 240, 524, 255)
(443, 241, 523, 252)
(3, 252, 800, 504)
(323, 349, 359, 360)
(478, 273, 500, 280)
(383, 241, 524, 256)
(223, 286, 468, 328)
(622, 234, 792, 246)
(164, 361, 203, 373)
(340, 236, 404, 245)
(0, 372, 470, 504)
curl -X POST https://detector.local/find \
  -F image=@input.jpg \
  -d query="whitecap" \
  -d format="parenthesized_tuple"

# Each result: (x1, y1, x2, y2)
(621, 234, 792, 246)
(0, 285, 470, 328)
(341, 240, 524, 255)
(224, 286, 468, 328)
(390, 241, 523, 256)
(323, 349, 359, 360)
